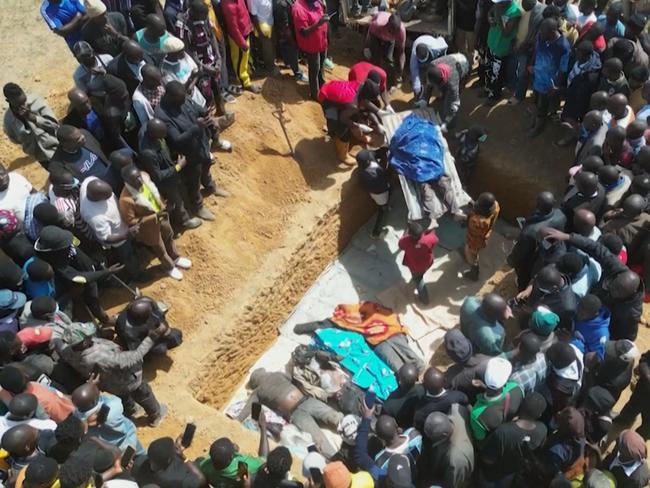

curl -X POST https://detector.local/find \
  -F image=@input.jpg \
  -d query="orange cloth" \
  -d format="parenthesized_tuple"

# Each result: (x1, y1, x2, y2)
(25, 382, 75, 423)
(465, 201, 500, 252)
(330, 302, 408, 345)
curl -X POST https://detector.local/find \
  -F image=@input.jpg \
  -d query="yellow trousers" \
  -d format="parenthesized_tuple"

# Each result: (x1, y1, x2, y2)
(228, 36, 251, 88)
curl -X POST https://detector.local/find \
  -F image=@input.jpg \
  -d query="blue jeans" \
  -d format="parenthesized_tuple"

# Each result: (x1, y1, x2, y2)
(506, 52, 529, 101)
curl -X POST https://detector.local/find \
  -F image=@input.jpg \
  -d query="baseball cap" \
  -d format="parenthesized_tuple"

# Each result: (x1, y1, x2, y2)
(0, 290, 26, 310)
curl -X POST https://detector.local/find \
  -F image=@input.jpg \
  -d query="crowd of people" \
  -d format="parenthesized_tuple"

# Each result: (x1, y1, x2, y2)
(1, 0, 650, 485)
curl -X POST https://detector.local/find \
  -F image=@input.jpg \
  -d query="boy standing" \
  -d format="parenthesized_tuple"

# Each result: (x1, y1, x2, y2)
(398, 222, 438, 305)
(463, 192, 500, 281)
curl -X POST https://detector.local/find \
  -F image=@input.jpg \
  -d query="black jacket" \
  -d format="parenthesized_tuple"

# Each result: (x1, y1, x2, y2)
(529, 277, 579, 331)
(568, 234, 643, 340)
(139, 130, 180, 186)
(107, 51, 156, 95)
(561, 183, 607, 224)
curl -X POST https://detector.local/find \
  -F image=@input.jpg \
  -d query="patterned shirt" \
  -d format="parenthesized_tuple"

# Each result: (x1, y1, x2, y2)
(510, 353, 548, 393)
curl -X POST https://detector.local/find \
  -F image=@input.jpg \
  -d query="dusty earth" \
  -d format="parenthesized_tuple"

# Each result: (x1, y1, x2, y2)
(3, 0, 650, 465)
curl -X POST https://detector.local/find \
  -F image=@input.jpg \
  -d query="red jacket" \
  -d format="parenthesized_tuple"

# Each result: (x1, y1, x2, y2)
(222, 0, 253, 50)
(292, 0, 328, 54)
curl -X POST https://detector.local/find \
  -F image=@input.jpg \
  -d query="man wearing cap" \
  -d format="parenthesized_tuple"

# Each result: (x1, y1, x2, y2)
(419, 405, 474, 487)
(480, 392, 548, 485)
(81, 0, 129, 56)
(444, 329, 491, 403)
(71, 41, 114, 93)
(35, 226, 122, 326)
(0, 290, 27, 334)
(470, 357, 523, 442)
(460, 293, 511, 356)
(58, 322, 169, 427)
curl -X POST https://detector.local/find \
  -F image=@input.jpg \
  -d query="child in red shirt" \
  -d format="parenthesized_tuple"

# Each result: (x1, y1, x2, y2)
(398, 221, 438, 304)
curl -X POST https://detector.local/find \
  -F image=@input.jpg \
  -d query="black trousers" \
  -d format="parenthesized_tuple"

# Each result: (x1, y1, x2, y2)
(182, 161, 215, 212)
(307, 51, 326, 100)
(369, 36, 397, 87)
(120, 382, 161, 418)
(620, 383, 650, 439)
(158, 179, 192, 228)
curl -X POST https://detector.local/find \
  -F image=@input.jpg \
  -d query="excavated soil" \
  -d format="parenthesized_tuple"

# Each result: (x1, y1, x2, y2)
(5, 1, 650, 459)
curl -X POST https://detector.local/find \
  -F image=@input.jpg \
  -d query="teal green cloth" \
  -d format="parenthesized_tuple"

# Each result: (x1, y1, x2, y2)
(314, 328, 397, 400)
(530, 307, 560, 336)
(487, 2, 521, 57)
(460, 296, 505, 356)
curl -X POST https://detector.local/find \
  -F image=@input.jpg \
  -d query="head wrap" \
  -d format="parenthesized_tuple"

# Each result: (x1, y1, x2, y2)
(619, 430, 647, 462)
(337, 414, 361, 446)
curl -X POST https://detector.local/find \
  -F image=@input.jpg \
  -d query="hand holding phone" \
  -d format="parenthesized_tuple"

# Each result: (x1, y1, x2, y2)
(181, 423, 196, 448)
(364, 390, 376, 409)
(251, 402, 262, 421)
(237, 461, 248, 479)
(121, 446, 136, 468)
(96, 404, 110, 425)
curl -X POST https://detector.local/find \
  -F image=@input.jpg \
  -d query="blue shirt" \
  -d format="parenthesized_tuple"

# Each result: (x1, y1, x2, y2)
(533, 34, 571, 94)
(22, 257, 56, 300)
(40, 0, 86, 49)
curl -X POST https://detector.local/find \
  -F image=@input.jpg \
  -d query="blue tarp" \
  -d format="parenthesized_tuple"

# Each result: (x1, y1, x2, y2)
(388, 114, 445, 183)
(313, 328, 397, 400)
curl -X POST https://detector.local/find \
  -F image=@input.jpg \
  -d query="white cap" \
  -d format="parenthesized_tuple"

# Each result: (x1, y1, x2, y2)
(484, 357, 513, 390)
(302, 452, 327, 479)
(85, 0, 107, 18)
(162, 36, 185, 53)
(338, 414, 361, 445)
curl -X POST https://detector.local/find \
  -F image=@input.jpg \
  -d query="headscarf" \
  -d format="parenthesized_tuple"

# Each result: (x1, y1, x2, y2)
(436, 63, 451, 84)
(484, 357, 512, 389)
(0, 210, 18, 240)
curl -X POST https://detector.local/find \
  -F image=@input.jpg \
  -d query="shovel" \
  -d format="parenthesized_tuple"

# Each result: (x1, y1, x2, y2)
(272, 103, 298, 161)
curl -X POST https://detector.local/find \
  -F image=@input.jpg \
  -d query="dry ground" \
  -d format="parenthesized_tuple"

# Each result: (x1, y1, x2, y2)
(3, 1, 650, 463)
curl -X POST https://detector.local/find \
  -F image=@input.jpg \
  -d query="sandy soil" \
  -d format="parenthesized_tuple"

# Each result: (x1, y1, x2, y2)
(3, 0, 650, 463)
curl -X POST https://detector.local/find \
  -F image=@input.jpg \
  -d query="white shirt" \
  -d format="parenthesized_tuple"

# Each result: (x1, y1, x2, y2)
(247, 0, 274, 25)
(0, 416, 57, 439)
(0, 172, 33, 224)
(80, 176, 128, 247)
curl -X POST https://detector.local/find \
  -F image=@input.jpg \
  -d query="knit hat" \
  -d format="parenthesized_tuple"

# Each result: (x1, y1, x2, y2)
(323, 461, 351, 488)
(0, 210, 18, 239)
(337, 414, 361, 446)
(387, 454, 415, 488)
(302, 452, 327, 479)
(0, 290, 26, 311)
(34, 226, 74, 252)
(444, 329, 473, 363)
(85, 0, 107, 18)
(162, 36, 185, 53)
(484, 357, 512, 389)
(529, 306, 560, 336)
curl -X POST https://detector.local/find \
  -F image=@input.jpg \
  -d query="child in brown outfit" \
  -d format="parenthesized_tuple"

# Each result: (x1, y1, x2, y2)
(463, 192, 500, 281)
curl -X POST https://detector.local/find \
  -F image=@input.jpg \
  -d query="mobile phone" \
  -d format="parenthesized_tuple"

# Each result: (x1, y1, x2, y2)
(364, 390, 376, 409)
(251, 402, 262, 421)
(307, 444, 318, 453)
(96, 404, 110, 425)
(237, 461, 248, 478)
(121, 445, 136, 468)
(181, 423, 196, 448)
(310, 467, 323, 484)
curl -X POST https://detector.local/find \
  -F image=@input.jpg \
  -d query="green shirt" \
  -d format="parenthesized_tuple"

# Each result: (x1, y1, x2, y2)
(198, 453, 264, 488)
(487, 2, 521, 57)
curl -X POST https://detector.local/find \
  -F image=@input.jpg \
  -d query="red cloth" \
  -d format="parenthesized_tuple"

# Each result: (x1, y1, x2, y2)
(619, 246, 628, 265)
(348, 62, 387, 93)
(437, 63, 451, 84)
(25, 383, 75, 423)
(578, 20, 606, 51)
(398, 231, 438, 274)
(318, 80, 361, 104)
(368, 12, 406, 48)
(292, 0, 328, 54)
(222, 0, 253, 49)
(17, 327, 52, 348)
